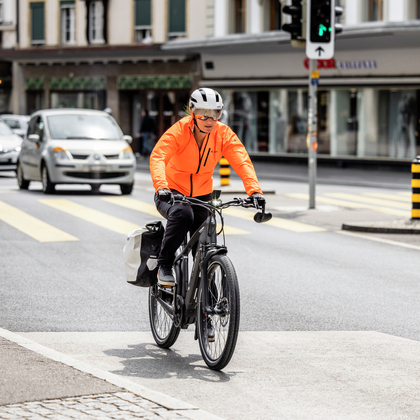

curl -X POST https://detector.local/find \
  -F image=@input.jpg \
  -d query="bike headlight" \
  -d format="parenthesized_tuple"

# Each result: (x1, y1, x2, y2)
(211, 199, 222, 207)
(53, 147, 71, 160)
(120, 146, 133, 160)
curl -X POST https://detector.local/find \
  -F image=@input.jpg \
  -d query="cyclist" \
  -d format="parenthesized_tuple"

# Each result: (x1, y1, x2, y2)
(150, 88, 265, 287)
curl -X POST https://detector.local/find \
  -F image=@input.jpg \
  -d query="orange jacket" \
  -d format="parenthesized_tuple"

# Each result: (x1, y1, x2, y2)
(150, 116, 262, 197)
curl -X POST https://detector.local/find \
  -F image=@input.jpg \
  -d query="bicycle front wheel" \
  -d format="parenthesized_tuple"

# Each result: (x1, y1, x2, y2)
(197, 254, 240, 370)
(149, 285, 180, 348)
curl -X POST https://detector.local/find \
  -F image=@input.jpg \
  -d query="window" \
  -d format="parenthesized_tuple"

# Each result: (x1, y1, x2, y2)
(89, 0, 105, 44)
(269, 0, 281, 30)
(30, 2, 45, 45)
(168, 0, 186, 39)
(368, 0, 383, 21)
(0, 0, 3, 24)
(234, 0, 246, 33)
(417, 0, 420, 19)
(61, 1, 76, 45)
(134, 0, 152, 43)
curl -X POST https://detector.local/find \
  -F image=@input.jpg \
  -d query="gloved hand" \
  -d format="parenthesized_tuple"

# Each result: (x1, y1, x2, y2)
(158, 189, 173, 203)
(250, 192, 265, 208)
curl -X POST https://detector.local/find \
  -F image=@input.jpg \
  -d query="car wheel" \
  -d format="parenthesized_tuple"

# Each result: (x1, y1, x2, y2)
(120, 183, 134, 195)
(91, 184, 101, 193)
(42, 165, 55, 194)
(17, 162, 30, 190)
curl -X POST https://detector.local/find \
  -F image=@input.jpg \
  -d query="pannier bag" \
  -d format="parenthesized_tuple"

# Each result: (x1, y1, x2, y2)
(123, 221, 164, 287)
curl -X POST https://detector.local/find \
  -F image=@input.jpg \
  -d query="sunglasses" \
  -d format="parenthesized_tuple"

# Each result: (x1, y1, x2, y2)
(193, 108, 223, 121)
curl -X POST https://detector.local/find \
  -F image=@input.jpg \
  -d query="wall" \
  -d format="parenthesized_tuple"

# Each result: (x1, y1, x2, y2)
(189, 0, 207, 39)
(108, 0, 132, 45)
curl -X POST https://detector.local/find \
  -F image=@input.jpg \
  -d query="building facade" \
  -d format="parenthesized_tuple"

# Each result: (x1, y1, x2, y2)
(3, 0, 420, 162)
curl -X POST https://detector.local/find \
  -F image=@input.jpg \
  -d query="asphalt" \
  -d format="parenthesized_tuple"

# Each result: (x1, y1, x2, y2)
(1, 158, 419, 419)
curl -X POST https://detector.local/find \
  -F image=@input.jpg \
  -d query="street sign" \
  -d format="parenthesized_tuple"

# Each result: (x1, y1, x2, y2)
(306, 0, 336, 60)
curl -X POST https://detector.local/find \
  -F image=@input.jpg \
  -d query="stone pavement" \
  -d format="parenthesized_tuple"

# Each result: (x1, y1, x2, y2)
(0, 330, 222, 420)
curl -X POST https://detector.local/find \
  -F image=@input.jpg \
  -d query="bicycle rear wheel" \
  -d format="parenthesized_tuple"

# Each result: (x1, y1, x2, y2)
(149, 284, 181, 348)
(197, 254, 240, 370)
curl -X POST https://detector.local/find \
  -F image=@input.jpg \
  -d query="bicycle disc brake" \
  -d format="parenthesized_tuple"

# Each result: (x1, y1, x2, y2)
(215, 297, 229, 326)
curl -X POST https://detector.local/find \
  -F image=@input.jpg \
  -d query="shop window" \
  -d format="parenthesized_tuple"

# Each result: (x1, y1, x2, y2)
(50, 92, 106, 110)
(368, 0, 383, 21)
(89, 0, 105, 44)
(269, 0, 281, 30)
(134, 0, 152, 43)
(61, 1, 76, 45)
(168, 0, 186, 39)
(234, 0, 246, 33)
(30, 2, 45, 45)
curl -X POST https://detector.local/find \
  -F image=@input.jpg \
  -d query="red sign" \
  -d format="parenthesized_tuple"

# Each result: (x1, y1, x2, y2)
(303, 58, 336, 70)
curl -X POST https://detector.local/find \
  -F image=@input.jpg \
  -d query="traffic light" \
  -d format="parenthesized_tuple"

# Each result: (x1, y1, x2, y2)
(282, 0, 307, 48)
(306, 0, 341, 59)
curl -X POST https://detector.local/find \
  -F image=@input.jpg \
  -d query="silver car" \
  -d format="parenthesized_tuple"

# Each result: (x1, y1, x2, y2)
(17, 109, 136, 194)
(0, 120, 23, 172)
(1, 115, 30, 138)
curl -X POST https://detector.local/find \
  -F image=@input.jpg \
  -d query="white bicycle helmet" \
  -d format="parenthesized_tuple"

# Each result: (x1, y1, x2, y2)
(189, 88, 224, 120)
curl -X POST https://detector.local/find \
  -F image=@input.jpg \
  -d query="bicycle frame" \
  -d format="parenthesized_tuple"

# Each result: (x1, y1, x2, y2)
(154, 207, 227, 328)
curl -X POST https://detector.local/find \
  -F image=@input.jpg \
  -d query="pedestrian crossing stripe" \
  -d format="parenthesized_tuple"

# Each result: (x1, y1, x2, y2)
(362, 193, 411, 203)
(100, 197, 250, 235)
(325, 193, 411, 210)
(285, 193, 410, 218)
(39, 199, 140, 235)
(0, 200, 78, 242)
(398, 192, 411, 197)
(223, 207, 326, 233)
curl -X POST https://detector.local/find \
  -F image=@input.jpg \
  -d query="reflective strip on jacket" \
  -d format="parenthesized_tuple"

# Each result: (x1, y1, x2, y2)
(150, 116, 263, 197)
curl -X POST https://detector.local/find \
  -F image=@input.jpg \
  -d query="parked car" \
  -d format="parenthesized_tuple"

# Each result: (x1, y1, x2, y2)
(17, 109, 136, 194)
(1, 115, 30, 138)
(0, 120, 23, 172)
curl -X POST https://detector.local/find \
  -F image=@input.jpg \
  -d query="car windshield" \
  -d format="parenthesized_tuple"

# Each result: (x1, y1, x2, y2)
(0, 121, 14, 135)
(3, 118, 25, 130)
(47, 114, 122, 140)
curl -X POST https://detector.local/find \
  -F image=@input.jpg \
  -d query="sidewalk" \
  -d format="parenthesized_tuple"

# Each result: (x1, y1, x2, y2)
(0, 329, 222, 420)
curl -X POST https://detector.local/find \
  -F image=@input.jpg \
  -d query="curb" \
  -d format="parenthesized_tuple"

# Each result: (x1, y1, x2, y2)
(342, 223, 420, 234)
(0, 328, 224, 420)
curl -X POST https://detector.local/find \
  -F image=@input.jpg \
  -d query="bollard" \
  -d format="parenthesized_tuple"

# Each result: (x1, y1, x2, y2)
(219, 158, 230, 186)
(412, 156, 420, 219)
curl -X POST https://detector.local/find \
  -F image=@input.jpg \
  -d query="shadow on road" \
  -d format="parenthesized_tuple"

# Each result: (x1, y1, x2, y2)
(104, 342, 237, 383)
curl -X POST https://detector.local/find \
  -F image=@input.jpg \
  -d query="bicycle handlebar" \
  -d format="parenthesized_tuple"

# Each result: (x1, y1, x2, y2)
(172, 194, 272, 224)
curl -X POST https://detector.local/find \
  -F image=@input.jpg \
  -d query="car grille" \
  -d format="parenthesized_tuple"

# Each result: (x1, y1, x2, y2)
(104, 154, 119, 160)
(71, 154, 89, 160)
(0, 160, 13, 165)
(64, 172, 129, 179)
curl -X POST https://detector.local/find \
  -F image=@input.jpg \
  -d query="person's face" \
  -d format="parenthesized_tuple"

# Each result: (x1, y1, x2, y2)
(194, 115, 217, 133)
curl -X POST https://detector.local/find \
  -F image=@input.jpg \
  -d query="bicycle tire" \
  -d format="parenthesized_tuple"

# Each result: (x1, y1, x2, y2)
(149, 284, 181, 348)
(197, 254, 240, 370)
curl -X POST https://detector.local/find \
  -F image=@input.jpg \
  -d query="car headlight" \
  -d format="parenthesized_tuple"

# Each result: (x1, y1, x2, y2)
(120, 146, 133, 160)
(14, 146, 21, 153)
(53, 147, 71, 160)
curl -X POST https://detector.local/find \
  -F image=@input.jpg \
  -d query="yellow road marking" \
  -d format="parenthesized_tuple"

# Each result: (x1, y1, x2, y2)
(39, 199, 140, 235)
(101, 197, 249, 235)
(101, 197, 162, 218)
(0, 201, 78, 242)
(363, 193, 411, 202)
(286, 193, 410, 217)
(325, 193, 411, 210)
(224, 207, 326, 233)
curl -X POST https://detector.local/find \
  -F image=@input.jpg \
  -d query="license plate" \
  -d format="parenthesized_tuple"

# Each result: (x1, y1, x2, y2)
(86, 165, 107, 172)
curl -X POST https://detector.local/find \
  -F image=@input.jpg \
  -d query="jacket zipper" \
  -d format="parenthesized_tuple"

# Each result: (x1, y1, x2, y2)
(191, 134, 210, 196)
(203, 148, 211, 167)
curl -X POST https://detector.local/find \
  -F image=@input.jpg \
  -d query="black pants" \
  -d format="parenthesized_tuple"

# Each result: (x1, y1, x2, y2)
(154, 191, 211, 266)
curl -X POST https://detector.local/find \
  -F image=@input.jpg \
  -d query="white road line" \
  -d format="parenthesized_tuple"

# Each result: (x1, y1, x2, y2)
(337, 231, 420, 251)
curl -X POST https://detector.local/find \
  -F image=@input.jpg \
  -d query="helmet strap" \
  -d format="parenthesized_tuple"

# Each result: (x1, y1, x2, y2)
(192, 112, 206, 134)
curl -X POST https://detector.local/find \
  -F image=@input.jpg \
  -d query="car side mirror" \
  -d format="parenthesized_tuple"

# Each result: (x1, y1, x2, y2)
(28, 134, 40, 143)
(123, 135, 133, 144)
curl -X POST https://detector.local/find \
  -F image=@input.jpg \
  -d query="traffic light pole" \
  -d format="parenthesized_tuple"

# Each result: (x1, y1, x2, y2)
(308, 59, 319, 209)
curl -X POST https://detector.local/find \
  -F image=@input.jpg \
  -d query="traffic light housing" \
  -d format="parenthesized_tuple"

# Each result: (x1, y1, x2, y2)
(306, 0, 342, 59)
(282, 0, 307, 48)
